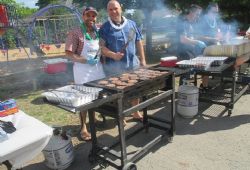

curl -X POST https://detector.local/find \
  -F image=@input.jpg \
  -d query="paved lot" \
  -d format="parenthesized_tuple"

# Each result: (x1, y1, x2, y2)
(1, 88, 249, 170)
(1, 53, 250, 170)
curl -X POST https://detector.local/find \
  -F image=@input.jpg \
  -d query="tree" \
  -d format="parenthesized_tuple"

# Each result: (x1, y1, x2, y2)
(166, 0, 250, 29)
(219, 0, 250, 29)
(72, 0, 110, 10)
(120, 0, 165, 56)
(36, 0, 60, 9)
(1, 0, 36, 18)
(67, 0, 250, 56)
(96, 9, 108, 23)
(0, 0, 37, 48)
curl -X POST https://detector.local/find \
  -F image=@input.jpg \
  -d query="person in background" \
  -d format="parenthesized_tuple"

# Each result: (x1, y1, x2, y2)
(176, 4, 206, 85)
(198, 2, 223, 46)
(65, 7, 105, 141)
(99, 0, 147, 123)
(196, 2, 222, 91)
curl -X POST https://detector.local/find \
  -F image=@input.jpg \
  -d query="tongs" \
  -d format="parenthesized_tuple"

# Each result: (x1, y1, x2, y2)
(120, 28, 136, 53)
(94, 48, 101, 59)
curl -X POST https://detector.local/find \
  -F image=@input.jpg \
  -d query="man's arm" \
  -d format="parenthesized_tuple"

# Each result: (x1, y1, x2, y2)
(65, 50, 87, 64)
(136, 40, 146, 66)
(65, 30, 87, 64)
(198, 35, 221, 44)
(180, 35, 201, 46)
(99, 38, 124, 61)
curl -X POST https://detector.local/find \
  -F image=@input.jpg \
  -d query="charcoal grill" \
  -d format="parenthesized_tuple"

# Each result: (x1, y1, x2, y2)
(82, 67, 175, 170)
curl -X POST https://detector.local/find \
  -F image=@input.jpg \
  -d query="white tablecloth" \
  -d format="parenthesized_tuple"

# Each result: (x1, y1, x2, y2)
(0, 110, 53, 169)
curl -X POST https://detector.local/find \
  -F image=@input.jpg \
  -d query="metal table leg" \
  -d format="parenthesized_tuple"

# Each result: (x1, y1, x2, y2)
(117, 97, 128, 167)
(229, 70, 237, 116)
(142, 96, 149, 132)
(170, 74, 176, 138)
(88, 109, 98, 163)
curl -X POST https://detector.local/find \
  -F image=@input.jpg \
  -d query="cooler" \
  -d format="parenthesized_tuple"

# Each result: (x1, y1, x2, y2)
(160, 56, 177, 67)
(43, 58, 68, 74)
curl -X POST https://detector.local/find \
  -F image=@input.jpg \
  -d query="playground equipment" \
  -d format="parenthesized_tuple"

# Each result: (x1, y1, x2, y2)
(0, 5, 9, 35)
(0, 2, 85, 61)
(28, 4, 86, 55)
(0, 3, 30, 61)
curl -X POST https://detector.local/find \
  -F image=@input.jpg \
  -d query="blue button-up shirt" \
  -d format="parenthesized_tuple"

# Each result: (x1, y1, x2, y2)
(99, 18, 143, 76)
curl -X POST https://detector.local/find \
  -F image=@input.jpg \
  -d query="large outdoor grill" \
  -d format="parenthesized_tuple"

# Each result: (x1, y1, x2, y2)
(86, 68, 170, 103)
(44, 67, 175, 170)
(154, 39, 250, 116)
(84, 67, 175, 170)
(194, 39, 250, 115)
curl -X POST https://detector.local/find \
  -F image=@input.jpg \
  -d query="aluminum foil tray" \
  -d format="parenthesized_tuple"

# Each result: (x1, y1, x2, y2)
(176, 60, 209, 70)
(42, 85, 103, 107)
(192, 56, 228, 66)
(203, 39, 250, 57)
(177, 56, 228, 70)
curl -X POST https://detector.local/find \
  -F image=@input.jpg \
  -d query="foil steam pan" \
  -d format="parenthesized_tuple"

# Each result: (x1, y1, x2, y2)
(42, 85, 103, 107)
(176, 56, 228, 70)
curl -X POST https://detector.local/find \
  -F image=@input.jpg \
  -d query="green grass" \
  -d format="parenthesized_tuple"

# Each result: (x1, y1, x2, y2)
(0, 50, 172, 127)
(1, 89, 80, 126)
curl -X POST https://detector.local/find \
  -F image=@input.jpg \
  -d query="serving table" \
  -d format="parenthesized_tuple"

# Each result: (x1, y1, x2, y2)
(0, 110, 52, 170)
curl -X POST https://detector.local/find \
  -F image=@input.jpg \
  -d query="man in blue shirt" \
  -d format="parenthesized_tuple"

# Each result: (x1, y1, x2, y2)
(198, 2, 222, 46)
(99, 0, 146, 76)
(176, 4, 206, 61)
(99, 0, 147, 122)
(176, 4, 206, 85)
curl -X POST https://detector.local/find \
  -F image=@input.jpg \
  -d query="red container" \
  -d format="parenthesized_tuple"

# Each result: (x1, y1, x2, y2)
(160, 56, 177, 67)
(160, 60, 177, 67)
(43, 58, 67, 74)
(0, 5, 9, 27)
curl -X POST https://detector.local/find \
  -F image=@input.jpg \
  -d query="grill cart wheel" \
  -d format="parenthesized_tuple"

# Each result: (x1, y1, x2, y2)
(168, 136, 173, 143)
(122, 162, 137, 170)
(98, 159, 109, 169)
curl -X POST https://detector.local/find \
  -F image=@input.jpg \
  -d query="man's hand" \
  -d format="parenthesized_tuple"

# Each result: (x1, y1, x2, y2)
(112, 52, 124, 61)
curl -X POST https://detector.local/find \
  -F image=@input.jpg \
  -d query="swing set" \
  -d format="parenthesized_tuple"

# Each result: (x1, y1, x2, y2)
(0, 3, 84, 61)
(28, 4, 84, 55)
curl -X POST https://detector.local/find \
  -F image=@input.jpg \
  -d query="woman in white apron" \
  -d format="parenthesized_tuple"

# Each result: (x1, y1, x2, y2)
(65, 7, 104, 141)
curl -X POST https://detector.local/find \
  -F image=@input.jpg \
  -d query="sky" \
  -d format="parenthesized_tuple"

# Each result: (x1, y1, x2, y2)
(16, 0, 38, 8)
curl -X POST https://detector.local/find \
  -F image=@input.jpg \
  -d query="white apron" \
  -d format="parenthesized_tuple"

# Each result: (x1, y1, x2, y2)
(73, 37, 105, 84)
